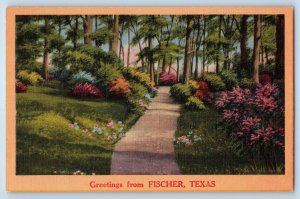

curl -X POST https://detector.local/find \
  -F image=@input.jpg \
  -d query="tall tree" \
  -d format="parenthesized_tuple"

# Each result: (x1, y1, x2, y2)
(252, 15, 262, 84)
(111, 15, 119, 54)
(183, 15, 193, 84)
(42, 16, 50, 80)
(83, 15, 93, 45)
(275, 15, 284, 80)
(240, 15, 249, 77)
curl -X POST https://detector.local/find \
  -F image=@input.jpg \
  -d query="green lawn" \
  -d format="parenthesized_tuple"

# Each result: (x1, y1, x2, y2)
(174, 107, 284, 174)
(16, 81, 138, 175)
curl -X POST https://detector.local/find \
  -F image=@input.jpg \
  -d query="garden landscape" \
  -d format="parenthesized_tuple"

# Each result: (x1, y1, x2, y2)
(16, 14, 285, 175)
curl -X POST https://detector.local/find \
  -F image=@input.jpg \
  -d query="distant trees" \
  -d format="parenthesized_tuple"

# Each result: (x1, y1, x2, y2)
(16, 14, 284, 84)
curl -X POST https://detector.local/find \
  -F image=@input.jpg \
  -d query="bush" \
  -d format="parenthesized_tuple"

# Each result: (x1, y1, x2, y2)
(16, 70, 43, 85)
(56, 68, 71, 82)
(239, 78, 256, 89)
(219, 70, 238, 90)
(259, 74, 272, 85)
(70, 83, 103, 98)
(70, 70, 97, 85)
(185, 96, 206, 111)
(123, 67, 155, 89)
(159, 72, 177, 86)
(109, 78, 131, 97)
(202, 73, 225, 92)
(16, 81, 28, 93)
(170, 83, 192, 103)
(188, 80, 199, 92)
(130, 82, 150, 101)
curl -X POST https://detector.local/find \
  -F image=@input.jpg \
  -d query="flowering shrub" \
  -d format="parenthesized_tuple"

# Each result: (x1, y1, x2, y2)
(16, 81, 28, 93)
(202, 73, 225, 92)
(70, 83, 103, 97)
(185, 96, 206, 111)
(123, 67, 155, 88)
(188, 80, 199, 92)
(70, 70, 97, 85)
(259, 74, 272, 85)
(215, 84, 284, 170)
(170, 83, 192, 103)
(17, 70, 44, 85)
(109, 78, 131, 97)
(159, 72, 177, 86)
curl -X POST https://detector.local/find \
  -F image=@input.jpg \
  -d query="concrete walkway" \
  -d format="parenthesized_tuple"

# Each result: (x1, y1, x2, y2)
(111, 86, 181, 174)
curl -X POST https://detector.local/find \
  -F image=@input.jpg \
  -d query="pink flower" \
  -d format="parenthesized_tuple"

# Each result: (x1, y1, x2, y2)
(107, 120, 114, 128)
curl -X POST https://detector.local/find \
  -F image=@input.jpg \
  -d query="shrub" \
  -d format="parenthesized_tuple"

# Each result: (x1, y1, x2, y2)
(239, 78, 256, 89)
(202, 73, 225, 92)
(159, 72, 177, 86)
(16, 70, 43, 85)
(130, 82, 149, 101)
(16, 81, 28, 93)
(259, 74, 272, 85)
(197, 81, 210, 94)
(70, 83, 103, 98)
(185, 96, 206, 111)
(219, 70, 238, 90)
(123, 67, 155, 89)
(70, 70, 97, 85)
(188, 80, 199, 92)
(109, 78, 131, 97)
(215, 84, 284, 170)
(170, 83, 192, 103)
(56, 68, 71, 82)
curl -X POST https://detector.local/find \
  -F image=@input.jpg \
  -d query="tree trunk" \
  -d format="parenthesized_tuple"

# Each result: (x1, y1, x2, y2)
(202, 17, 206, 76)
(127, 29, 130, 66)
(108, 16, 113, 51)
(73, 18, 79, 50)
(83, 15, 93, 45)
(183, 16, 193, 84)
(111, 15, 119, 54)
(177, 57, 180, 82)
(43, 17, 49, 81)
(275, 15, 284, 80)
(252, 15, 262, 84)
(148, 37, 155, 83)
(240, 15, 248, 77)
(216, 15, 222, 73)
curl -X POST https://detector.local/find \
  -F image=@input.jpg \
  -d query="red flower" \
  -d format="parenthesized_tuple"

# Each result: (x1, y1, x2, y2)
(70, 83, 103, 97)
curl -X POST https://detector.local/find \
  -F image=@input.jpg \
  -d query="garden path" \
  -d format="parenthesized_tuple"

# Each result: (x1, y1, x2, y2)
(111, 86, 181, 174)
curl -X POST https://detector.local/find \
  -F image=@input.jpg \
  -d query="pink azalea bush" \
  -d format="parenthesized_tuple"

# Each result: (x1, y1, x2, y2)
(159, 72, 177, 85)
(215, 83, 284, 170)
(70, 83, 103, 98)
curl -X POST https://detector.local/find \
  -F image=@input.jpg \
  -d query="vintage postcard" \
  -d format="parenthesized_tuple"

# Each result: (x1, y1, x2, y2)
(6, 7, 294, 192)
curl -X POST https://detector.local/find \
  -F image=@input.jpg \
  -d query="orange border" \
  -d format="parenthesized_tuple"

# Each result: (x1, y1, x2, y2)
(6, 7, 294, 192)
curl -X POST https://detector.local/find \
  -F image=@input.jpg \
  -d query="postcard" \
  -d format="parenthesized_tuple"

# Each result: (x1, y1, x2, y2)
(6, 7, 294, 192)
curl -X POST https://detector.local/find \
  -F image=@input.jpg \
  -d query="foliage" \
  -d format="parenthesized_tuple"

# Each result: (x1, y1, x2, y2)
(215, 84, 284, 171)
(70, 70, 97, 85)
(219, 70, 238, 90)
(259, 74, 272, 85)
(16, 81, 28, 93)
(109, 78, 131, 97)
(122, 67, 155, 89)
(188, 80, 199, 92)
(170, 83, 192, 103)
(185, 96, 206, 111)
(70, 83, 103, 98)
(202, 73, 225, 92)
(159, 72, 177, 86)
(239, 78, 256, 89)
(16, 70, 44, 85)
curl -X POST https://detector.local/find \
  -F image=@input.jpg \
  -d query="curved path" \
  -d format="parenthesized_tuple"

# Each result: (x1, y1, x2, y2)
(111, 86, 181, 174)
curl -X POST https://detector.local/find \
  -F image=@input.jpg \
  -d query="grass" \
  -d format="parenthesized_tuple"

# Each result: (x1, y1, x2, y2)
(174, 107, 284, 174)
(16, 81, 139, 175)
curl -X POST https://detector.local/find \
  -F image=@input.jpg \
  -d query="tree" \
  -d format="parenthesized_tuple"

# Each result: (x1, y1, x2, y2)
(82, 15, 93, 45)
(240, 15, 249, 77)
(275, 15, 284, 80)
(252, 15, 262, 84)
(111, 15, 119, 54)
(183, 15, 193, 84)
(42, 16, 50, 80)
